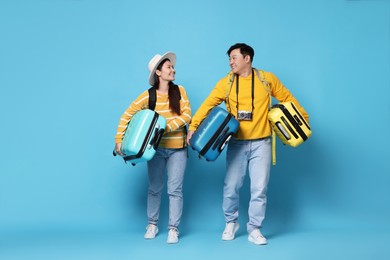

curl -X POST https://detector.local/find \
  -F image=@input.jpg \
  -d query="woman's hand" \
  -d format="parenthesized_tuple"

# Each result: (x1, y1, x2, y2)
(115, 143, 124, 156)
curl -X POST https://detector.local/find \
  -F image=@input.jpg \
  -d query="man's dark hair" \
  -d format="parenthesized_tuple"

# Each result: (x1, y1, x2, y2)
(227, 43, 254, 62)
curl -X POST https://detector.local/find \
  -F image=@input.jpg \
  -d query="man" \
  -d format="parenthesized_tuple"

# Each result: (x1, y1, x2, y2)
(186, 43, 309, 245)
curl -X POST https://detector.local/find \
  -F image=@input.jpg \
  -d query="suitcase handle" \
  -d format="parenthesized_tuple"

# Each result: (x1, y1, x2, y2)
(198, 112, 235, 157)
(150, 128, 165, 150)
(213, 128, 234, 152)
(275, 122, 291, 140)
(219, 134, 232, 151)
(212, 128, 229, 151)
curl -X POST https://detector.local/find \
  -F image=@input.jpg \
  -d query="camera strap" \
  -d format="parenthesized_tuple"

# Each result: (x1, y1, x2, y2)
(227, 68, 277, 165)
(235, 69, 255, 118)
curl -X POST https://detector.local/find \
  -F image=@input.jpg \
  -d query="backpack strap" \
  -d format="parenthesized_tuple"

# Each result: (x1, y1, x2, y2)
(254, 68, 270, 96)
(225, 69, 270, 108)
(149, 84, 182, 111)
(255, 69, 276, 166)
(148, 87, 157, 111)
(225, 71, 235, 113)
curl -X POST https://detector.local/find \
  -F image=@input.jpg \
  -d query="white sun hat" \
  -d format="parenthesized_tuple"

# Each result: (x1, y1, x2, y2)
(148, 51, 176, 86)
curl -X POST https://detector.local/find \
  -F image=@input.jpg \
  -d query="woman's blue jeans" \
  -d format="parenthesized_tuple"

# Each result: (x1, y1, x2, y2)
(146, 147, 187, 230)
(223, 137, 271, 233)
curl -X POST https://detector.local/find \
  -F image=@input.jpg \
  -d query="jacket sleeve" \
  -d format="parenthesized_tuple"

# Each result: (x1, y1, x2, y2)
(114, 91, 148, 143)
(188, 77, 227, 131)
(267, 72, 309, 123)
(165, 85, 192, 132)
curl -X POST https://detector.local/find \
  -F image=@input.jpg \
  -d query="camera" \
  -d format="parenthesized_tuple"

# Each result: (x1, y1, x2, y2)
(237, 110, 253, 121)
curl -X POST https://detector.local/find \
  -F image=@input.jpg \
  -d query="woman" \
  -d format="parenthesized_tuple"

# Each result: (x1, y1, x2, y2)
(114, 52, 192, 244)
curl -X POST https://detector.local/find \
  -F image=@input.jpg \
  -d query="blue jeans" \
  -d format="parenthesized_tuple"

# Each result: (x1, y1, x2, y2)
(223, 137, 271, 233)
(146, 147, 187, 230)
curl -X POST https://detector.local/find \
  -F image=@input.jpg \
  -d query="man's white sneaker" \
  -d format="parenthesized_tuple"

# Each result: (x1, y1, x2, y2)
(248, 229, 267, 245)
(167, 228, 179, 244)
(144, 224, 158, 239)
(222, 222, 240, 240)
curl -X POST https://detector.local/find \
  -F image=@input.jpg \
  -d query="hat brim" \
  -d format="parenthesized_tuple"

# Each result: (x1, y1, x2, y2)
(148, 52, 176, 86)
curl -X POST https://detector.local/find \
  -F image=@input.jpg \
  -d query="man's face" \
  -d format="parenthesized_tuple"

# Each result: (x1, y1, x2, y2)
(229, 48, 249, 75)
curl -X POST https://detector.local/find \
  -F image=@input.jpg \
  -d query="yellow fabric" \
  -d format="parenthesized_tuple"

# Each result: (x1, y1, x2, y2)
(189, 70, 309, 140)
(115, 85, 192, 148)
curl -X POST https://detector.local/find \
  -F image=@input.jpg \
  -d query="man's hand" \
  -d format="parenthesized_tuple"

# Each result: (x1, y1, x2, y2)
(186, 130, 194, 146)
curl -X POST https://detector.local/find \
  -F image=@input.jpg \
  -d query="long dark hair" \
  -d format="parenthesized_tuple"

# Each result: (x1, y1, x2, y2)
(152, 59, 181, 115)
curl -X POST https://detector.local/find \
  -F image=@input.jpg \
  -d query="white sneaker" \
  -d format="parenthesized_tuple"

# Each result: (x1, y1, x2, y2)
(144, 224, 158, 239)
(167, 228, 179, 244)
(222, 222, 239, 240)
(248, 229, 267, 245)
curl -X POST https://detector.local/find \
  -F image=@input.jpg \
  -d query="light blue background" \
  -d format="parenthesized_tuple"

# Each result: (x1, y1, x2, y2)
(1, 0, 389, 259)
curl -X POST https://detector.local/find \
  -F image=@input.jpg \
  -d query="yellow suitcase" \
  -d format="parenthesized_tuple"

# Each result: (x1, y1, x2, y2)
(268, 102, 311, 147)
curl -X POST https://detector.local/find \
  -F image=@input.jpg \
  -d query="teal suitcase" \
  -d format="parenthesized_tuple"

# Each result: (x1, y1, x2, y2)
(190, 107, 239, 161)
(115, 109, 166, 165)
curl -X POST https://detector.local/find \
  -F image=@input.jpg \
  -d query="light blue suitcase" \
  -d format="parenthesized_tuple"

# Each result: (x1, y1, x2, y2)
(190, 106, 239, 161)
(116, 109, 166, 165)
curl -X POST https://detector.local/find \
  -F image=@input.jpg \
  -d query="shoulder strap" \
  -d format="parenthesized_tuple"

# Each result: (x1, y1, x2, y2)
(255, 68, 276, 166)
(149, 85, 182, 111)
(254, 69, 270, 97)
(148, 87, 157, 111)
(226, 69, 271, 100)
(226, 71, 235, 95)
(225, 71, 235, 113)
